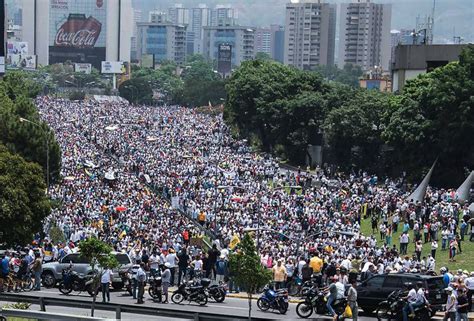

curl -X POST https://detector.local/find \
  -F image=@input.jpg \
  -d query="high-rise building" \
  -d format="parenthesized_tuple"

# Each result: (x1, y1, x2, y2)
(271, 25, 285, 63)
(168, 4, 189, 25)
(130, 9, 142, 61)
(202, 26, 254, 68)
(149, 10, 167, 24)
(136, 22, 187, 65)
(190, 5, 211, 54)
(255, 28, 272, 56)
(210, 5, 236, 26)
(389, 29, 424, 69)
(338, 0, 392, 71)
(22, 0, 132, 68)
(284, 0, 336, 70)
(13, 8, 22, 26)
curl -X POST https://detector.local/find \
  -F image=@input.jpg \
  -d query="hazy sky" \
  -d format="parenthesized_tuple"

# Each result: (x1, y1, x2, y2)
(132, 0, 473, 43)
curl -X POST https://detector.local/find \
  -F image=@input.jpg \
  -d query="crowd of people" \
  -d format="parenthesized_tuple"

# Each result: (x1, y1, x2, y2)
(3, 97, 472, 308)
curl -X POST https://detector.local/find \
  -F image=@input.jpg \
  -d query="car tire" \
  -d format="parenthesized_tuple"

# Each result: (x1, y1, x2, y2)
(112, 282, 124, 290)
(42, 271, 56, 288)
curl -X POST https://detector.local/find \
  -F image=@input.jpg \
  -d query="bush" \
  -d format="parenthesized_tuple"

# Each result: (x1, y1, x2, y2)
(69, 91, 85, 101)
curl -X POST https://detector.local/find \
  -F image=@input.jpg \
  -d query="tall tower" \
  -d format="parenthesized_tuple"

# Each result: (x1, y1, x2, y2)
(284, 0, 336, 70)
(338, 0, 392, 71)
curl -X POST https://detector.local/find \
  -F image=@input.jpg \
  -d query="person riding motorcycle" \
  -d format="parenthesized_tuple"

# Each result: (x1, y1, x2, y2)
(402, 282, 426, 321)
(326, 276, 345, 320)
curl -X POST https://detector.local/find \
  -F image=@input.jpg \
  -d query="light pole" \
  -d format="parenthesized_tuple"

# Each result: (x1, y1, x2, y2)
(19, 117, 51, 195)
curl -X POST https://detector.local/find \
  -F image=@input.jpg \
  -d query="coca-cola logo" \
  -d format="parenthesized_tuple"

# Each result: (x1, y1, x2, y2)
(54, 15, 102, 48)
(55, 29, 98, 47)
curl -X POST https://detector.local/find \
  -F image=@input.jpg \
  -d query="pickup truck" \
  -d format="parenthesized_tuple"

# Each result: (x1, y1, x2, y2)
(41, 252, 132, 290)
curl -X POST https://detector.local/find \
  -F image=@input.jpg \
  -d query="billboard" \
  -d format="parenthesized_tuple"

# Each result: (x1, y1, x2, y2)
(141, 54, 154, 68)
(101, 61, 126, 74)
(19, 55, 37, 70)
(6, 54, 21, 68)
(75, 63, 92, 74)
(7, 42, 28, 55)
(217, 43, 232, 75)
(6, 54, 37, 70)
(49, 0, 107, 69)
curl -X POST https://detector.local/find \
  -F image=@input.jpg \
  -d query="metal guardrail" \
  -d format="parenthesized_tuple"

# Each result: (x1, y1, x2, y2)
(1, 308, 105, 321)
(0, 293, 281, 321)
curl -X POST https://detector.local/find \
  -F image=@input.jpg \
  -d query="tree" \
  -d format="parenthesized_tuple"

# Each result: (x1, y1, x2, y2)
(0, 79, 61, 183)
(181, 56, 226, 107)
(118, 77, 153, 104)
(254, 52, 271, 61)
(48, 225, 65, 245)
(0, 144, 50, 246)
(313, 63, 363, 87)
(79, 238, 119, 317)
(383, 45, 474, 185)
(225, 59, 329, 159)
(228, 233, 272, 320)
(323, 89, 391, 172)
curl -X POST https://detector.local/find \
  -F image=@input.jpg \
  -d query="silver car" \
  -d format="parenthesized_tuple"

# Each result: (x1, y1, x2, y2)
(41, 252, 132, 290)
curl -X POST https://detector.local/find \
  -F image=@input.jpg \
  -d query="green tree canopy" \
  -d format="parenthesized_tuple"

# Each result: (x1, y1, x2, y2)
(0, 144, 50, 246)
(225, 60, 329, 162)
(229, 233, 272, 320)
(181, 55, 226, 107)
(313, 63, 363, 87)
(383, 45, 474, 185)
(0, 80, 61, 183)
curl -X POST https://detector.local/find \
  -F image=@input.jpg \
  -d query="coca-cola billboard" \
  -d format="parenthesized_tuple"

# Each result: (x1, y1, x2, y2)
(49, 0, 107, 69)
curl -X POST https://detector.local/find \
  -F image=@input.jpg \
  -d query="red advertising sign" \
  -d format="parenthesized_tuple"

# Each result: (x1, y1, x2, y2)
(54, 14, 101, 48)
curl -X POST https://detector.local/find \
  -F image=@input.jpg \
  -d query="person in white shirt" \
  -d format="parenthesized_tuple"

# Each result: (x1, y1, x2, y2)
(149, 252, 160, 277)
(191, 255, 203, 279)
(465, 272, 474, 312)
(101, 268, 113, 303)
(165, 249, 178, 285)
(403, 283, 418, 321)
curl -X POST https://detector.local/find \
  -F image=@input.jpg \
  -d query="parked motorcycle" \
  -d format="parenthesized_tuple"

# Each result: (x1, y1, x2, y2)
(296, 286, 347, 319)
(206, 281, 226, 303)
(257, 285, 289, 314)
(148, 275, 163, 302)
(171, 279, 209, 306)
(58, 267, 97, 297)
(119, 270, 133, 296)
(376, 289, 430, 321)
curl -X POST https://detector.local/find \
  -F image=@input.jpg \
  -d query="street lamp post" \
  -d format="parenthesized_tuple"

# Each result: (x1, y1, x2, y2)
(19, 117, 50, 195)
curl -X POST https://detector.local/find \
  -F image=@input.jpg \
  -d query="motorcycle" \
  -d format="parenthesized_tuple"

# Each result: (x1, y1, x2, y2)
(376, 289, 430, 321)
(206, 282, 227, 303)
(148, 275, 164, 302)
(256, 285, 289, 314)
(171, 279, 209, 306)
(58, 267, 98, 297)
(296, 286, 347, 319)
(119, 270, 133, 296)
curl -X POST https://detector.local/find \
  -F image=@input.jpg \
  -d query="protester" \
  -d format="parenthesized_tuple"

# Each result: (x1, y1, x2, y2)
(101, 268, 113, 303)
(28, 96, 471, 304)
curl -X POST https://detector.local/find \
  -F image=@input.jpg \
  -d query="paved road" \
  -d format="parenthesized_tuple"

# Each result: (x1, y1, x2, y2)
(8, 289, 379, 321)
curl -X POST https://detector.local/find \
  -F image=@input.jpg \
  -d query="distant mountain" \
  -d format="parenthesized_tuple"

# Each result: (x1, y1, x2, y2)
(132, 0, 473, 43)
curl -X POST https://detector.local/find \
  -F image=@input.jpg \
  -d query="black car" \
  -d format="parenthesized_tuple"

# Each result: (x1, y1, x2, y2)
(357, 273, 446, 314)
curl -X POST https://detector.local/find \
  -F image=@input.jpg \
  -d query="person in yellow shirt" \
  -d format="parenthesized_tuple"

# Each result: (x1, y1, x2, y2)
(309, 252, 323, 286)
(272, 259, 287, 290)
(309, 252, 323, 273)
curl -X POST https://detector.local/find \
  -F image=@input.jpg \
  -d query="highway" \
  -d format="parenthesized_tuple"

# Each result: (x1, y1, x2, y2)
(5, 288, 381, 321)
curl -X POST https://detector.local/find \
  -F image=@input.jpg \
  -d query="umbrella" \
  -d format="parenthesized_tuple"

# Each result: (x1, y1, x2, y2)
(116, 206, 127, 212)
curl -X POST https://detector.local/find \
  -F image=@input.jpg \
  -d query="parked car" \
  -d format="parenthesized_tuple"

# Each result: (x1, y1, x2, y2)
(357, 273, 446, 314)
(42, 252, 132, 289)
